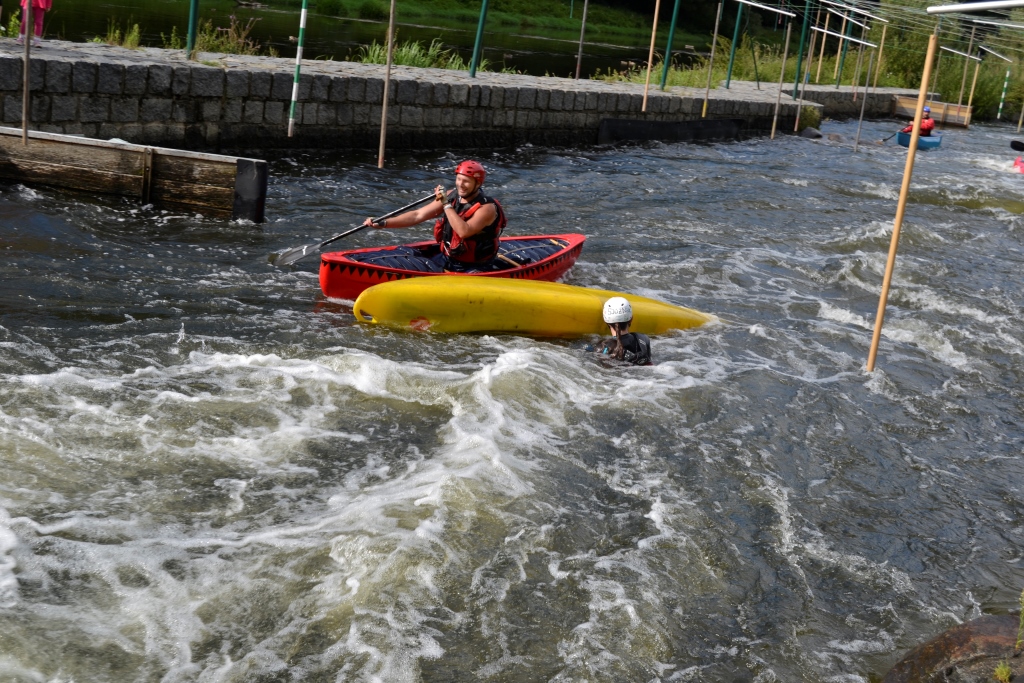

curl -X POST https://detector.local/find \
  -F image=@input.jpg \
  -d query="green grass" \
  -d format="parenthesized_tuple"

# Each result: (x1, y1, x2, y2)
(162, 16, 278, 57)
(353, 37, 504, 72)
(91, 19, 142, 49)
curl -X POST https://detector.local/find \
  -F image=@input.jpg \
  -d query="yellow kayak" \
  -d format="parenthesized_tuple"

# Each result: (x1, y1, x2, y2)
(352, 276, 715, 336)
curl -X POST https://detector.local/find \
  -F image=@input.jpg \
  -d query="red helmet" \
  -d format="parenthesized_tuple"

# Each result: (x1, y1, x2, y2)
(455, 160, 486, 186)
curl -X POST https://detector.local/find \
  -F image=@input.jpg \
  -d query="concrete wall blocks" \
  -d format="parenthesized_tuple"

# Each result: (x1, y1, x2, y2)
(535, 89, 549, 110)
(200, 99, 222, 122)
(432, 82, 450, 106)
(148, 64, 172, 95)
(243, 100, 264, 124)
(125, 64, 148, 95)
(0, 57, 19, 91)
(450, 83, 469, 106)
(250, 71, 272, 99)
(141, 98, 172, 122)
(191, 67, 225, 97)
(172, 66, 190, 96)
(73, 61, 98, 93)
(346, 76, 366, 102)
(45, 61, 71, 93)
(365, 78, 383, 104)
(50, 94, 77, 121)
(548, 89, 564, 111)
(79, 95, 110, 123)
(96, 63, 124, 95)
(312, 74, 330, 102)
(111, 97, 140, 122)
(226, 69, 250, 98)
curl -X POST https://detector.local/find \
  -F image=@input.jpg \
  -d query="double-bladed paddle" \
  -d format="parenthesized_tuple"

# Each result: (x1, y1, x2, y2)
(271, 192, 439, 267)
(1011, 140, 1024, 152)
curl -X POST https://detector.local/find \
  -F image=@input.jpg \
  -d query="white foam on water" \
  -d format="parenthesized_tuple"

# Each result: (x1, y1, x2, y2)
(0, 507, 19, 609)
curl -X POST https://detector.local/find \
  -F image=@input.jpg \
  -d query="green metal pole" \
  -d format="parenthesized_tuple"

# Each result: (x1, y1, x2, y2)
(287, 0, 309, 137)
(469, 0, 490, 78)
(186, 0, 200, 57)
(725, 3, 743, 89)
(835, 15, 852, 88)
(660, 0, 683, 89)
(791, 0, 810, 98)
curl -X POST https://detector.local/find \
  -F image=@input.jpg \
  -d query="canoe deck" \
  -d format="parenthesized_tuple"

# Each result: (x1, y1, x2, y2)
(319, 233, 586, 300)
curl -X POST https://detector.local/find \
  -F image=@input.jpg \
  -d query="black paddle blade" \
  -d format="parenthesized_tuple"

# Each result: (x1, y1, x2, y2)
(272, 243, 320, 267)
(1012, 140, 1024, 152)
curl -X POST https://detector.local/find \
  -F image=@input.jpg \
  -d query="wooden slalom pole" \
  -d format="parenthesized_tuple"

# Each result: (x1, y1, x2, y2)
(642, 0, 663, 112)
(703, 2, 723, 118)
(867, 30, 938, 373)
(376, 0, 397, 168)
(965, 59, 980, 128)
(22, 0, 33, 146)
(853, 51, 874, 152)
(771, 21, 792, 139)
(1017, 92, 1024, 133)
(873, 24, 887, 92)
(793, 20, 817, 132)
(574, 0, 590, 79)
(833, 14, 847, 81)
(956, 26, 975, 117)
(816, 12, 829, 83)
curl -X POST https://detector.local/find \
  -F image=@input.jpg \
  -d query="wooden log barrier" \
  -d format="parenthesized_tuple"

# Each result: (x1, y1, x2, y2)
(0, 127, 268, 222)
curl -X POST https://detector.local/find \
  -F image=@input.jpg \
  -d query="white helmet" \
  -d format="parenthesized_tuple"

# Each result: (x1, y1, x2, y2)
(603, 297, 633, 324)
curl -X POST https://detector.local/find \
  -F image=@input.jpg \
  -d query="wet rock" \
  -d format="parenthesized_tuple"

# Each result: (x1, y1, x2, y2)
(882, 615, 1023, 683)
(799, 127, 822, 139)
(827, 133, 843, 142)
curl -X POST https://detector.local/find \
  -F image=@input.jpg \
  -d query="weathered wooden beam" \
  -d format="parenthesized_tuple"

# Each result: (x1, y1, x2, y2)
(0, 127, 268, 222)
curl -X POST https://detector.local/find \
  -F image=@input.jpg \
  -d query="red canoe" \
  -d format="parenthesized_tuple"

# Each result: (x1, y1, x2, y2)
(319, 233, 586, 300)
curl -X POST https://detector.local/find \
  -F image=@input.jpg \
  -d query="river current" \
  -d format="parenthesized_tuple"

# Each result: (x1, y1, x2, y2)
(2, 119, 1023, 682)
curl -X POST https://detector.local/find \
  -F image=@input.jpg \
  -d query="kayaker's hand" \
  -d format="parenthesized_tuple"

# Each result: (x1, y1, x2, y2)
(434, 185, 447, 204)
(364, 217, 385, 229)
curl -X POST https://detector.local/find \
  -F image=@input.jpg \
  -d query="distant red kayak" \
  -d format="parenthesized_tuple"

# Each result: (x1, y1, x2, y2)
(319, 233, 586, 300)
(1015, 156, 1024, 173)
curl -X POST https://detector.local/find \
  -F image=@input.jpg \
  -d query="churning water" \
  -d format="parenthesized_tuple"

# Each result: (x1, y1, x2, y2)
(2, 119, 1023, 682)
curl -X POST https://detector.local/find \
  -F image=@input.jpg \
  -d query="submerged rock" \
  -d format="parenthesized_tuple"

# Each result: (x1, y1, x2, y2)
(882, 615, 1023, 683)
(827, 133, 843, 142)
(799, 127, 823, 139)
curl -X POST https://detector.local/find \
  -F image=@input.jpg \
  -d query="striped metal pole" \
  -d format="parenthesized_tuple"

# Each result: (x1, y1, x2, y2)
(287, 0, 309, 138)
(998, 67, 1010, 119)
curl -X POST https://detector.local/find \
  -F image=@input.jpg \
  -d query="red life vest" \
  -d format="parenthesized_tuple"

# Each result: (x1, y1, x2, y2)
(432, 192, 507, 264)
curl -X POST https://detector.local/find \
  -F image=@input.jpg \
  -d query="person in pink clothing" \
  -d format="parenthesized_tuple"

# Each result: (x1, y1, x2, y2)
(16, 0, 52, 46)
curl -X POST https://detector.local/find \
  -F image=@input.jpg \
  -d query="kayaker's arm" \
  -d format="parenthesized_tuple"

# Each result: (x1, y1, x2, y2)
(440, 202, 496, 239)
(363, 199, 445, 229)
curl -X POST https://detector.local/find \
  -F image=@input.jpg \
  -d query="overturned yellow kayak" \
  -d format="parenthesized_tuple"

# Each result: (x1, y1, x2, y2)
(352, 276, 715, 337)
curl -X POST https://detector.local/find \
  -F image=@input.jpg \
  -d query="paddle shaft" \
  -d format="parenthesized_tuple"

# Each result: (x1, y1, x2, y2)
(881, 131, 900, 143)
(273, 192, 438, 267)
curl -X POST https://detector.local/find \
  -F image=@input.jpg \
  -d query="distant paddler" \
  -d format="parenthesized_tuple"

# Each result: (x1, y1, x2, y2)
(362, 160, 508, 273)
(901, 106, 935, 137)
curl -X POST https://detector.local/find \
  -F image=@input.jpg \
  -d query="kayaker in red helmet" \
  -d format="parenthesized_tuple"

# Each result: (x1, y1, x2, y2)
(901, 106, 935, 137)
(363, 160, 507, 272)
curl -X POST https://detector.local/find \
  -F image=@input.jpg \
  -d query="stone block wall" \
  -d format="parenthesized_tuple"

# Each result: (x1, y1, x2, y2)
(0, 43, 886, 152)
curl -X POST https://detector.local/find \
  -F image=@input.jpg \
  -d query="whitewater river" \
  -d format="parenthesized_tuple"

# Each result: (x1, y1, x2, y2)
(2, 120, 1023, 682)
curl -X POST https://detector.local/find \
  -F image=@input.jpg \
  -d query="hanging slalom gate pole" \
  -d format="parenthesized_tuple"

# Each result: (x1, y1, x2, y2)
(793, 19, 817, 132)
(21, 0, 33, 145)
(833, 14, 847, 81)
(791, 0, 810, 98)
(660, 0, 682, 90)
(851, 25, 866, 101)
(725, 3, 743, 88)
(287, 0, 309, 138)
(998, 67, 1010, 119)
(469, 0, 490, 78)
(642, 0, 662, 112)
(873, 24, 887, 91)
(816, 12, 829, 83)
(377, 0, 397, 168)
(867, 29, 938, 373)
(574, 0, 589, 79)
(854, 51, 874, 152)
(771, 21, 791, 139)
(799, 9, 819, 99)
(1017, 94, 1024, 133)
(956, 26, 975, 117)
(835, 15, 853, 87)
(703, 2, 723, 117)
(966, 58, 980, 127)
